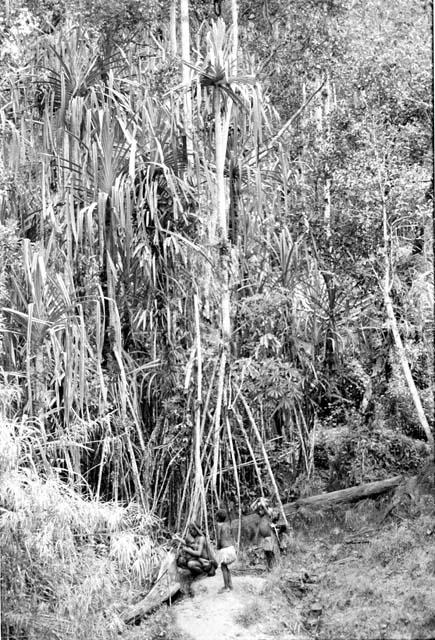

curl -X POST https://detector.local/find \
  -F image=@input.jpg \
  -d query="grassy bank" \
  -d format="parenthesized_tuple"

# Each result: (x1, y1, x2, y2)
(271, 497, 435, 640)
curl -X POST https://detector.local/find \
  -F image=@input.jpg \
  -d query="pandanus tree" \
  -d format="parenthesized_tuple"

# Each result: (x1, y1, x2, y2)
(176, 4, 324, 526)
(0, 2, 344, 527)
(0, 0, 432, 534)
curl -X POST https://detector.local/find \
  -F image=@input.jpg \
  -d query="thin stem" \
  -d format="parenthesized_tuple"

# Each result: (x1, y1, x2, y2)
(236, 387, 288, 526)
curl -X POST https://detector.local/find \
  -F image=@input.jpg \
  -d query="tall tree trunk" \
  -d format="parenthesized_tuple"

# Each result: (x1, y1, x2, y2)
(210, 19, 234, 500)
(321, 74, 337, 375)
(375, 147, 434, 456)
(180, 0, 193, 165)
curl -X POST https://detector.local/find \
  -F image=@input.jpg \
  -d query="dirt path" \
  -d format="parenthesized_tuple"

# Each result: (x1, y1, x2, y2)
(174, 572, 304, 640)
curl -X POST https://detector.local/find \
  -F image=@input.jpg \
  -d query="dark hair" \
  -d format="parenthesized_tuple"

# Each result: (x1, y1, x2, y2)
(188, 522, 202, 536)
(216, 509, 227, 522)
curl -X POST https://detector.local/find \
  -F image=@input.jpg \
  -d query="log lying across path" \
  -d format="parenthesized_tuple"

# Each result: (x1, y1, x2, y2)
(230, 475, 403, 540)
(121, 552, 181, 624)
(121, 476, 402, 623)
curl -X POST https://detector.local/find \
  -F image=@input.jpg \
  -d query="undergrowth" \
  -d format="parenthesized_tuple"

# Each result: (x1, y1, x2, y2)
(0, 419, 162, 640)
(314, 417, 430, 490)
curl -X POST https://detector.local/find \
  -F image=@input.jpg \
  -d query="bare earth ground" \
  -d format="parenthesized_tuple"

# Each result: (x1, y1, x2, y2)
(174, 572, 305, 640)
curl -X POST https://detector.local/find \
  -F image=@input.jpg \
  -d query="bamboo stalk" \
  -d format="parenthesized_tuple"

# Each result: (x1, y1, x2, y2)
(125, 430, 147, 511)
(225, 414, 241, 547)
(211, 348, 226, 499)
(176, 454, 193, 531)
(192, 294, 207, 527)
(236, 388, 289, 526)
(231, 409, 265, 495)
(209, 18, 235, 505)
(199, 357, 219, 442)
(25, 302, 34, 416)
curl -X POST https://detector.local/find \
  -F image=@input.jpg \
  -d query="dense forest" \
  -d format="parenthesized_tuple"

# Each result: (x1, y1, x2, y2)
(0, 0, 433, 638)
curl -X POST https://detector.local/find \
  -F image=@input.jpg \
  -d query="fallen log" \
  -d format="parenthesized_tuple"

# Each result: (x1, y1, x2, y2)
(121, 552, 181, 624)
(122, 581, 180, 625)
(285, 475, 403, 512)
(230, 475, 403, 541)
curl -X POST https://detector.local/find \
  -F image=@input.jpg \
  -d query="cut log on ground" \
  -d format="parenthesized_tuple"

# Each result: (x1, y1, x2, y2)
(121, 552, 182, 624)
(230, 475, 403, 541)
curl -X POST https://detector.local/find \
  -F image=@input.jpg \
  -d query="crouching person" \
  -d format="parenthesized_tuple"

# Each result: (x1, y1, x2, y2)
(178, 523, 215, 577)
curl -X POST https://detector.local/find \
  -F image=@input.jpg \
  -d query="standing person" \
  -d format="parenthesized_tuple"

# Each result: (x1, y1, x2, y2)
(253, 498, 278, 571)
(216, 509, 237, 592)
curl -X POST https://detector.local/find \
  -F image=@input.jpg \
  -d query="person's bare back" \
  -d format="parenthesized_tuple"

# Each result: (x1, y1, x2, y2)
(216, 509, 237, 592)
(217, 520, 233, 548)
